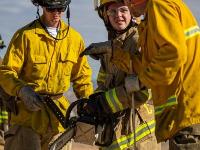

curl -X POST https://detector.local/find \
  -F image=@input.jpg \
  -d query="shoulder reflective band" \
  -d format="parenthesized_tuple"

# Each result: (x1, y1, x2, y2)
(105, 88, 123, 113)
(155, 95, 177, 115)
(184, 25, 200, 40)
(102, 119, 155, 150)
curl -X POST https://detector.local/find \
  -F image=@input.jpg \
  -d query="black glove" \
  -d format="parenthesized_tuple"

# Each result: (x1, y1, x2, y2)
(80, 41, 112, 60)
(78, 93, 112, 118)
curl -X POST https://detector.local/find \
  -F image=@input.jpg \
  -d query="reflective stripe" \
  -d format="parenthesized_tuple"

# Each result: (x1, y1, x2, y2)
(105, 88, 123, 113)
(97, 72, 106, 83)
(143, 104, 153, 114)
(0, 111, 8, 115)
(0, 111, 8, 124)
(155, 95, 177, 115)
(184, 25, 200, 40)
(0, 115, 8, 119)
(148, 89, 152, 100)
(94, 89, 104, 93)
(102, 119, 156, 150)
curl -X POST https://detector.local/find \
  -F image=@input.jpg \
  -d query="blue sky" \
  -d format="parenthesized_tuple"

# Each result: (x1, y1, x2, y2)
(0, 0, 199, 79)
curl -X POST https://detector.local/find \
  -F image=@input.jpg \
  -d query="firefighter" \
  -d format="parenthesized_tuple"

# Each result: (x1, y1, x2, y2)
(79, 0, 160, 149)
(0, 0, 93, 149)
(81, 0, 200, 149)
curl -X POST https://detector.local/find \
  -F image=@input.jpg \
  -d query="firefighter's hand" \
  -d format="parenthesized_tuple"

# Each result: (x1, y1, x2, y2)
(125, 74, 140, 94)
(80, 41, 112, 60)
(78, 93, 112, 117)
(18, 86, 43, 111)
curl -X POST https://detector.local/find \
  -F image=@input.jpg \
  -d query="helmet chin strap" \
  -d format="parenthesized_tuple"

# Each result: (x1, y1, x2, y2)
(36, 5, 40, 19)
(66, 4, 70, 26)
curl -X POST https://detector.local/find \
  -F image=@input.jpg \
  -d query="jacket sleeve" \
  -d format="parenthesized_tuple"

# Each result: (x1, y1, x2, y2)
(112, 1, 187, 88)
(96, 66, 150, 113)
(95, 66, 108, 92)
(0, 30, 26, 96)
(137, 0, 187, 87)
(111, 28, 139, 74)
(103, 85, 150, 113)
(71, 39, 93, 99)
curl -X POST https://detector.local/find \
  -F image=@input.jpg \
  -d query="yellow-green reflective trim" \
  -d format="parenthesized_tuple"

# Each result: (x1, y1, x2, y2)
(0, 120, 8, 124)
(184, 25, 200, 40)
(105, 90, 116, 113)
(97, 72, 107, 83)
(148, 89, 152, 100)
(155, 95, 177, 115)
(105, 89, 123, 113)
(0, 116, 8, 119)
(112, 89, 123, 111)
(0, 111, 8, 121)
(143, 104, 153, 114)
(102, 120, 155, 150)
(0, 111, 8, 115)
(94, 90, 104, 93)
(98, 72, 107, 77)
(97, 78, 105, 83)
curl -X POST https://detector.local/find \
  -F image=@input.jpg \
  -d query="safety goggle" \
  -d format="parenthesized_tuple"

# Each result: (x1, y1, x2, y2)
(46, 7, 66, 12)
(106, 6, 130, 16)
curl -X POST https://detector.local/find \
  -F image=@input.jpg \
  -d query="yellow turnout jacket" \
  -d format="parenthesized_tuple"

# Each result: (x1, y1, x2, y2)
(0, 18, 93, 135)
(111, 0, 200, 142)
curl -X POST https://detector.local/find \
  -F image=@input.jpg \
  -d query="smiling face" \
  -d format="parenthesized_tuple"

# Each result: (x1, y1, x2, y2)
(42, 7, 65, 27)
(107, 2, 131, 31)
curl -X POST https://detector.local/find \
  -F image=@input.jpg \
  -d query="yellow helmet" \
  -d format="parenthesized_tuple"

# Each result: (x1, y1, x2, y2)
(93, 0, 125, 35)
(100, 0, 122, 6)
(93, 0, 123, 10)
(96, 0, 123, 18)
(100, 0, 125, 9)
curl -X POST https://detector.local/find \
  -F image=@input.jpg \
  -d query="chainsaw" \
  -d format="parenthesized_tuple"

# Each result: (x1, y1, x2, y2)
(45, 97, 115, 150)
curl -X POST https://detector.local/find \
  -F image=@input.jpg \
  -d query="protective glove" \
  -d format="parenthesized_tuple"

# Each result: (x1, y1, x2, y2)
(125, 74, 140, 94)
(80, 41, 112, 60)
(78, 92, 112, 118)
(18, 86, 43, 111)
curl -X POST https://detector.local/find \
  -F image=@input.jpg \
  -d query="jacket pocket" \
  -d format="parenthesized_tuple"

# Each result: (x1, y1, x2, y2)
(32, 55, 47, 64)
(30, 55, 47, 79)
(59, 51, 77, 76)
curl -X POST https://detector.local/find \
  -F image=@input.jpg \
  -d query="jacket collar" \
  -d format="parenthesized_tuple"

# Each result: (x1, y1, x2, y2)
(35, 16, 70, 39)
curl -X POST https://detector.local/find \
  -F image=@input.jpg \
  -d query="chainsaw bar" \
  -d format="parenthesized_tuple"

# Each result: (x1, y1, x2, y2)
(49, 126, 76, 150)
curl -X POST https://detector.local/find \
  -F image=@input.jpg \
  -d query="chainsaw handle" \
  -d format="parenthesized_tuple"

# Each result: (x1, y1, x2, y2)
(65, 98, 88, 127)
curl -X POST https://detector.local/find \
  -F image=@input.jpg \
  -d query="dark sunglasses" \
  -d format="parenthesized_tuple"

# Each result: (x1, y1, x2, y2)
(46, 7, 66, 12)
